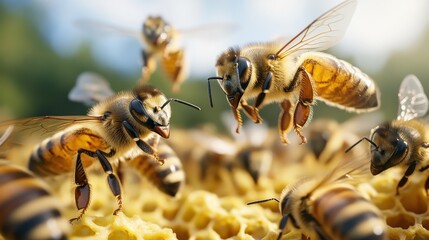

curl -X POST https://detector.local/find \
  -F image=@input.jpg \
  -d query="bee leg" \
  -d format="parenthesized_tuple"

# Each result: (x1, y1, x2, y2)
(94, 150, 123, 215)
(278, 100, 293, 144)
(70, 150, 90, 223)
(139, 50, 154, 85)
(255, 71, 273, 109)
(241, 99, 262, 123)
(276, 214, 289, 240)
(123, 120, 164, 165)
(293, 67, 314, 144)
(397, 162, 416, 195)
(232, 107, 243, 133)
(419, 164, 429, 194)
(309, 220, 329, 240)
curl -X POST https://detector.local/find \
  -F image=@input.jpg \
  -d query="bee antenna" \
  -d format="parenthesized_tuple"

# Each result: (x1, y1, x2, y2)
(345, 137, 379, 153)
(247, 198, 279, 205)
(160, 98, 201, 111)
(207, 77, 223, 108)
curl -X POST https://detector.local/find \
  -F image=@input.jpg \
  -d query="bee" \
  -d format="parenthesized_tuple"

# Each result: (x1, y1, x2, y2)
(208, 0, 380, 144)
(248, 159, 386, 240)
(0, 126, 70, 240)
(0, 85, 200, 222)
(78, 16, 233, 92)
(189, 113, 272, 185)
(347, 75, 429, 194)
(68, 73, 185, 197)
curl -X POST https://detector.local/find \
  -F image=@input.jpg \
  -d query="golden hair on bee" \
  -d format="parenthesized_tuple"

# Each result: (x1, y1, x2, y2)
(208, 0, 380, 145)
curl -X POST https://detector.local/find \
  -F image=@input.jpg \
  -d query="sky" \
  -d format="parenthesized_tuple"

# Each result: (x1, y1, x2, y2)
(3, 0, 429, 78)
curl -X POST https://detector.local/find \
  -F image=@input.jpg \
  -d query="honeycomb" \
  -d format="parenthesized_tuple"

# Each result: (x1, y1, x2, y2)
(2, 126, 429, 240)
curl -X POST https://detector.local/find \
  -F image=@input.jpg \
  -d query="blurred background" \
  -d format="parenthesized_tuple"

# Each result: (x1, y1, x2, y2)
(0, 0, 428, 134)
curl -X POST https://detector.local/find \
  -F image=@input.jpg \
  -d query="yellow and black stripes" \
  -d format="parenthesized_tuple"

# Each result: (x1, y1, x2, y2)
(311, 186, 385, 240)
(300, 52, 380, 112)
(29, 128, 109, 176)
(128, 140, 184, 197)
(0, 162, 69, 240)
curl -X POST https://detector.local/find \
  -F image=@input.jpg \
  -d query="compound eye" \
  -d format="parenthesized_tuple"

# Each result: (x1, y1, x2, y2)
(370, 127, 408, 174)
(237, 57, 252, 84)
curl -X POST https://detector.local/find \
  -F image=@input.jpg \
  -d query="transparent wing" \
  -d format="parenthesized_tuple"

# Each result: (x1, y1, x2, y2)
(75, 19, 143, 44)
(276, 0, 357, 59)
(0, 125, 13, 146)
(397, 74, 429, 121)
(178, 22, 237, 40)
(68, 72, 115, 106)
(0, 116, 103, 150)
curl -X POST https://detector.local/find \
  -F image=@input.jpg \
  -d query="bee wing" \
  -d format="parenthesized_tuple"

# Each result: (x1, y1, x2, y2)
(309, 154, 370, 193)
(276, 0, 357, 59)
(397, 74, 429, 121)
(0, 116, 104, 150)
(177, 22, 237, 40)
(68, 72, 115, 106)
(0, 125, 13, 146)
(75, 19, 143, 45)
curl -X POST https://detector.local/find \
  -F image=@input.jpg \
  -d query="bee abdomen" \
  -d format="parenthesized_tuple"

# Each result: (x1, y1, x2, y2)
(161, 49, 186, 92)
(128, 141, 184, 197)
(0, 163, 69, 240)
(313, 187, 385, 240)
(29, 128, 108, 176)
(300, 52, 380, 112)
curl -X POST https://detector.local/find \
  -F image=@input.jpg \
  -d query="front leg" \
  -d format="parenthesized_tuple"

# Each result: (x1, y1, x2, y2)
(123, 120, 164, 164)
(397, 162, 417, 195)
(232, 107, 243, 133)
(293, 67, 314, 144)
(241, 99, 262, 124)
(254, 71, 273, 109)
(139, 50, 155, 85)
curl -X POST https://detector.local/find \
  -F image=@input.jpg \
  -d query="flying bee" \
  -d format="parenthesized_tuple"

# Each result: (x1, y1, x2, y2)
(248, 158, 386, 240)
(69, 73, 185, 197)
(0, 85, 200, 223)
(208, 0, 380, 144)
(77, 16, 234, 92)
(0, 126, 70, 240)
(347, 74, 429, 194)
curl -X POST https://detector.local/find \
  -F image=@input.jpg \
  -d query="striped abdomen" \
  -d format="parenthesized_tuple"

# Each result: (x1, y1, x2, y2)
(161, 48, 186, 92)
(300, 52, 380, 112)
(128, 140, 184, 197)
(312, 186, 385, 240)
(29, 127, 110, 176)
(0, 162, 69, 240)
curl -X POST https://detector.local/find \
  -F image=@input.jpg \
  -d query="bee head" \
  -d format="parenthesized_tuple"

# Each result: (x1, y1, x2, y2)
(143, 16, 172, 46)
(208, 48, 252, 109)
(130, 85, 200, 139)
(369, 124, 408, 175)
